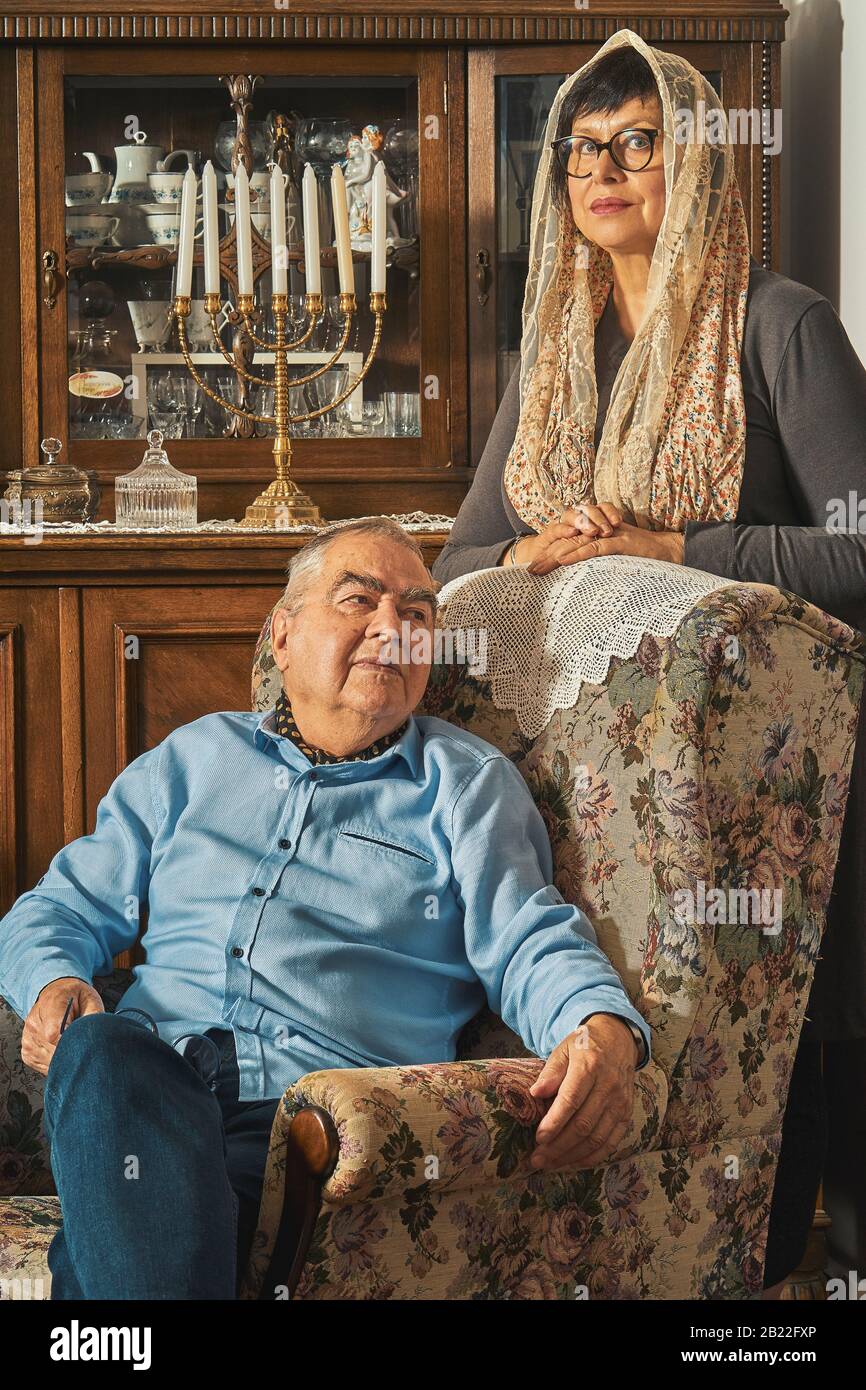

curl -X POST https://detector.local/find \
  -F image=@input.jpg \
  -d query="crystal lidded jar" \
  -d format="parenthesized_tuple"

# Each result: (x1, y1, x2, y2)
(114, 429, 197, 528)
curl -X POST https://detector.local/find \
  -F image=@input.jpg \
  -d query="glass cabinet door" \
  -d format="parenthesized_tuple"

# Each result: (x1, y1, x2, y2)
(467, 48, 592, 465)
(495, 72, 565, 401)
(34, 46, 451, 509)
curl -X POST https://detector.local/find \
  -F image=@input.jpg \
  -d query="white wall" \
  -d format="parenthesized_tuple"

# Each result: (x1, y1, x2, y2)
(781, 0, 866, 361)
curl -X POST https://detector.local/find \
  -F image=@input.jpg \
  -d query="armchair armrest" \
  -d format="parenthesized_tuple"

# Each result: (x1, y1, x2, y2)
(241, 1054, 667, 1298)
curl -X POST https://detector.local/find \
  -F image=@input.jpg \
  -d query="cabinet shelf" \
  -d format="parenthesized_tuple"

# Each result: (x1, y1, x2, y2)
(65, 237, 421, 277)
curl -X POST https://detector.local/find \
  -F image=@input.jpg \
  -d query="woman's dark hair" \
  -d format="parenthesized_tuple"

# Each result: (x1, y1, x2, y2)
(550, 47, 659, 214)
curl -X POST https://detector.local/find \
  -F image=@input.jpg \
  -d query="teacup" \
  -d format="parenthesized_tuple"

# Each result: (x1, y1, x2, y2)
(128, 300, 172, 352)
(226, 169, 271, 206)
(65, 172, 112, 207)
(143, 208, 204, 246)
(226, 207, 272, 241)
(187, 298, 232, 349)
(66, 213, 120, 247)
(146, 172, 185, 204)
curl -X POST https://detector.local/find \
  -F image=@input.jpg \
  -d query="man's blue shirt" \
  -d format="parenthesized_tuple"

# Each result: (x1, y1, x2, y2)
(0, 707, 650, 1100)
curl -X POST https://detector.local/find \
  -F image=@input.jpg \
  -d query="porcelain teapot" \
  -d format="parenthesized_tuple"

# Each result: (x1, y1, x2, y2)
(82, 132, 187, 204)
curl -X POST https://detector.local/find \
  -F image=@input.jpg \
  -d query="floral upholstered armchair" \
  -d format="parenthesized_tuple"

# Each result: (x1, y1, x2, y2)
(0, 573, 862, 1301)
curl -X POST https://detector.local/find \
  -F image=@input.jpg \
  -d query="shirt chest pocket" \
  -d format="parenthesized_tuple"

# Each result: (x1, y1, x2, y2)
(336, 825, 435, 874)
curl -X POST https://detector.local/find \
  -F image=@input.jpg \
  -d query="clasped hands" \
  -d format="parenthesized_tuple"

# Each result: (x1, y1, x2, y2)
(510, 503, 684, 573)
(528, 1013, 639, 1171)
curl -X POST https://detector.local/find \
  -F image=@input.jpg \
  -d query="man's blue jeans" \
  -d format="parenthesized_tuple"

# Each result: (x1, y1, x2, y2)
(43, 1011, 282, 1299)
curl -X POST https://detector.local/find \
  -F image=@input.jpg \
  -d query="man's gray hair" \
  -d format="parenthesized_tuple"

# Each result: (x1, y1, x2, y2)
(277, 516, 439, 618)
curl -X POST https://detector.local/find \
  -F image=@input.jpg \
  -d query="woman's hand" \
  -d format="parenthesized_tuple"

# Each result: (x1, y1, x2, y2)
(527, 514, 684, 575)
(502, 505, 626, 568)
(502, 522, 577, 568)
(561, 503, 624, 538)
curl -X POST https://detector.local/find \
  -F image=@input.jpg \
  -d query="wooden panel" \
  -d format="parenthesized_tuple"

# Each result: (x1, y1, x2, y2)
(0, 531, 450, 582)
(35, 45, 67, 451)
(446, 44, 467, 468)
(112, 622, 267, 762)
(58, 586, 85, 841)
(80, 586, 287, 822)
(0, 46, 24, 473)
(0, 588, 65, 912)
(416, 46, 450, 467)
(0, 623, 19, 913)
(0, 3, 792, 46)
(466, 46, 495, 469)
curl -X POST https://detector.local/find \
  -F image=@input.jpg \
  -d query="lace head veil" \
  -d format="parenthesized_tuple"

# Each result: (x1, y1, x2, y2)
(502, 27, 752, 532)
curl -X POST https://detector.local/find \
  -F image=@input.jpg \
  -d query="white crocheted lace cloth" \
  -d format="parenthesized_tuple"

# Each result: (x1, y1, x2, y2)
(0, 510, 456, 537)
(435, 554, 728, 738)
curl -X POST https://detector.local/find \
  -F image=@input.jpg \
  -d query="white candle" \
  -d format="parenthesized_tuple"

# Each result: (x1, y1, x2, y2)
(330, 164, 354, 296)
(302, 163, 321, 296)
(234, 164, 254, 298)
(176, 167, 198, 299)
(270, 164, 287, 295)
(371, 160, 387, 294)
(202, 160, 220, 295)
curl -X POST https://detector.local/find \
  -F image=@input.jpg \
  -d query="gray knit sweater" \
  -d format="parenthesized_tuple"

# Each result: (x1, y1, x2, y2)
(432, 258, 866, 1037)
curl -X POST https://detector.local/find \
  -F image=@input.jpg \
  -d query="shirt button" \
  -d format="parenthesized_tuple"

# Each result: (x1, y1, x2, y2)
(251, 886, 265, 897)
(278, 838, 291, 850)
(231, 946, 244, 958)
(309, 769, 318, 781)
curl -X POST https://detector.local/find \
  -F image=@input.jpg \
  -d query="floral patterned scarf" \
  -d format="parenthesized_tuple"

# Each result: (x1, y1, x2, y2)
(273, 687, 409, 765)
(503, 28, 752, 533)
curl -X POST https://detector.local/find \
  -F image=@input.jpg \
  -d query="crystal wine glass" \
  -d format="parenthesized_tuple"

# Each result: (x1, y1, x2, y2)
(175, 377, 203, 438)
(305, 366, 349, 439)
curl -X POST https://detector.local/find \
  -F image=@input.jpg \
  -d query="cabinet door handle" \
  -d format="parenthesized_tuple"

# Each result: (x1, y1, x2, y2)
(475, 248, 491, 306)
(42, 249, 60, 309)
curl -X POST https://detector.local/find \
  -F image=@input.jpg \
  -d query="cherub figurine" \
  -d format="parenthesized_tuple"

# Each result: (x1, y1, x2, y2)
(341, 125, 409, 249)
(343, 134, 373, 246)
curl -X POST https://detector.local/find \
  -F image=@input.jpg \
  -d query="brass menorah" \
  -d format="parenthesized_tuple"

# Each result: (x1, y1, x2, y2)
(171, 287, 387, 528)
(168, 77, 391, 528)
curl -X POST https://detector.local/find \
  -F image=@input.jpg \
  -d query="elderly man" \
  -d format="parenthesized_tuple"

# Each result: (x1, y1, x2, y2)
(0, 517, 649, 1301)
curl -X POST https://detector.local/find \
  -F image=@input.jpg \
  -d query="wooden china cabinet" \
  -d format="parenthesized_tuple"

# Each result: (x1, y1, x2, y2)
(0, 0, 790, 861)
(0, 1, 786, 509)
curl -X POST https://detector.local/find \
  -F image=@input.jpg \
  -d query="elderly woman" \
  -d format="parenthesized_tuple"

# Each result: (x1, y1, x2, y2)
(433, 28, 866, 1297)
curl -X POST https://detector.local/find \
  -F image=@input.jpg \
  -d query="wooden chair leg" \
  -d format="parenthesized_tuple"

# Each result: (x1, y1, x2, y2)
(780, 1205, 831, 1301)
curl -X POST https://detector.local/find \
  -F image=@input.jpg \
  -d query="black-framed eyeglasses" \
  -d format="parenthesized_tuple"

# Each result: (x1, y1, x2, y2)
(113, 1007, 222, 1092)
(551, 127, 661, 178)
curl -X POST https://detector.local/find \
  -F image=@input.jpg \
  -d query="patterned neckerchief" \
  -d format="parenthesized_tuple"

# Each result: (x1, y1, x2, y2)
(272, 687, 410, 765)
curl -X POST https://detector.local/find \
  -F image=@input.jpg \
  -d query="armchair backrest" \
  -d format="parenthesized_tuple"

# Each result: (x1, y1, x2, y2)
(251, 581, 864, 1087)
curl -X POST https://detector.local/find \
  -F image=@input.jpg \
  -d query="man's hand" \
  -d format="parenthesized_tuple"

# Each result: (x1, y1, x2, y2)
(527, 1014, 639, 1170)
(21, 977, 104, 1076)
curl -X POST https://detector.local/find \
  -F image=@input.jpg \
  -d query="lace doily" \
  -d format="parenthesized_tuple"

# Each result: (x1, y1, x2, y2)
(0, 510, 456, 537)
(435, 554, 727, 738)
